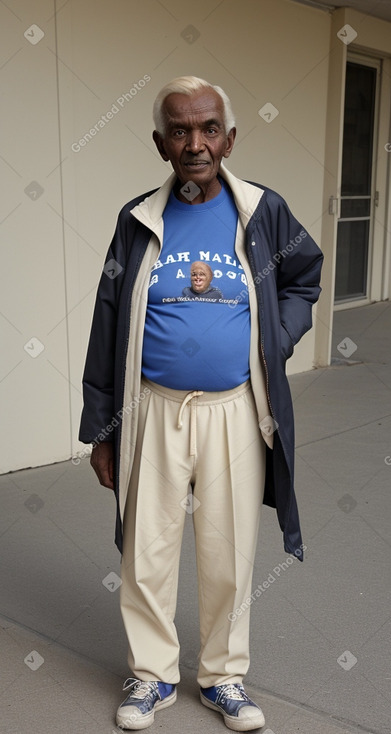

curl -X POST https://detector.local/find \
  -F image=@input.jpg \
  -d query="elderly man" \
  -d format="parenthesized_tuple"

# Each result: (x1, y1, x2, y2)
(79, 76, 323, 731)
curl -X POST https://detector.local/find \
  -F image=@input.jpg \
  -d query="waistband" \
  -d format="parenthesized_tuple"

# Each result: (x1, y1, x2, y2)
(141, 376, 251, 406)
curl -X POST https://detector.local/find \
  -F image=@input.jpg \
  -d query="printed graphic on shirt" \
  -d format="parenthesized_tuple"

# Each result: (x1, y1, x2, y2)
(148, 251, 247, 306)
(183, 261, 223, 300)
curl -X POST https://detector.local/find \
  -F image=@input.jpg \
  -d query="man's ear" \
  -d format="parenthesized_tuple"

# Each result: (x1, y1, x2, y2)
(153, 130, 170, 162)
(223, 127, 236, 159)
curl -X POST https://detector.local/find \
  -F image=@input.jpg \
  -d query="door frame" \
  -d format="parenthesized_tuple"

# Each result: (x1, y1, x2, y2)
(334, 52, 382, 310)
(314, 7, 391, 368)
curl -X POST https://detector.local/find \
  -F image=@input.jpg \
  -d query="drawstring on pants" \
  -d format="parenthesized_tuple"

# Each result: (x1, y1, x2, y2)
(177, 390, 204, 457)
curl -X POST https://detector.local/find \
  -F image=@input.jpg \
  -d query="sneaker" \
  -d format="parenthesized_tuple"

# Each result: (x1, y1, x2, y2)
(200, 683, 265, 731)
(116, 677, 176, 730)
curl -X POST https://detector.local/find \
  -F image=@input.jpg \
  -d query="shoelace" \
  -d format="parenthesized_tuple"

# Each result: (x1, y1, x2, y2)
(217, 684, 249, 703)
(122, 678, 158, 701)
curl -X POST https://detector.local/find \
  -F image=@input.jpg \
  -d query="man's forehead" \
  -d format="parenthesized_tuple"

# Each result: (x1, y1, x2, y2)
(163, 89, 224, 123)
(192, 263, 210, 272)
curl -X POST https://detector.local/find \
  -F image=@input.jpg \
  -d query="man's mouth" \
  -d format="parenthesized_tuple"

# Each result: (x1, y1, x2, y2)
(184, 161, 209, 167)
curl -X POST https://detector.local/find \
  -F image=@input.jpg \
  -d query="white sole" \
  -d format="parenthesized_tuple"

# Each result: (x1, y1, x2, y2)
(116, 689, 177, 730)
(200, 692, 265, 731)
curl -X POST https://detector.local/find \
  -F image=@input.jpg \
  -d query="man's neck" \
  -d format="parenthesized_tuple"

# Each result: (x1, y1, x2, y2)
(174, 177, 222, 205)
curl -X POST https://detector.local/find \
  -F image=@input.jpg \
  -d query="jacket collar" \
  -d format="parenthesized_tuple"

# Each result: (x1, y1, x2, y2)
(129, 163, 264, 233)
(218, 163, 264, 229)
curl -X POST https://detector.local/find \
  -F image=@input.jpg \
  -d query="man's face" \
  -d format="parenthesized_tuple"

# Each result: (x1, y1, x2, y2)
(153, 88, 236, 199)
(190, 262, 213, 293)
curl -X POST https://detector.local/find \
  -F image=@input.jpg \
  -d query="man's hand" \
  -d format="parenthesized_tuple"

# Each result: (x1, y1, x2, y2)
(90, 441, 114, 490)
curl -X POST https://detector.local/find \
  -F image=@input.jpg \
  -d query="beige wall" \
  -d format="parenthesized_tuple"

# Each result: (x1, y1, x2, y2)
(1, 0, 71, 472)
(1, 0, 389, 472)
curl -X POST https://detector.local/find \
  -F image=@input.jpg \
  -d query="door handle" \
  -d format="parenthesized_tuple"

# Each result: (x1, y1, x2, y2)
(329, 196, 339, 215)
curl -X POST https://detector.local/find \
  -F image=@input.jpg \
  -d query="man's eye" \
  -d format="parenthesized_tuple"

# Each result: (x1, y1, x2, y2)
(173, 130, 185, 136)
(207, 128, 217, 134)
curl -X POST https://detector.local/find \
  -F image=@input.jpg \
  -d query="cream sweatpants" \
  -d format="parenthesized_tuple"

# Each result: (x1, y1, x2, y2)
(120, 377, 266, 688)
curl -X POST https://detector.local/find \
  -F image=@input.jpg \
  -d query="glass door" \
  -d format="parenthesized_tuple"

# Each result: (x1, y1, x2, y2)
(334, 58, 379, 303)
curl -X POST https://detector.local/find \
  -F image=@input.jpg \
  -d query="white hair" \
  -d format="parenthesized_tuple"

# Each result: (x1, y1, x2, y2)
(153, 75, 235, 136)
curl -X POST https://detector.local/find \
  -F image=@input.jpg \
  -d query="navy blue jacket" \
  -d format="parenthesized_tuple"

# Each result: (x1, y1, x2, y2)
(79, 175, 323, 560)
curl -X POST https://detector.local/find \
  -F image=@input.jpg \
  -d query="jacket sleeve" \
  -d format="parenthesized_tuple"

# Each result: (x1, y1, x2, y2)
(273, 196, 324, 355)
(78, 208, 128, 444)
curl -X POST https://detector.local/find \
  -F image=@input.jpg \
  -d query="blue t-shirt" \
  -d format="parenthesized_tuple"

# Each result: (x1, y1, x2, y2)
(142, 179, 250, 391)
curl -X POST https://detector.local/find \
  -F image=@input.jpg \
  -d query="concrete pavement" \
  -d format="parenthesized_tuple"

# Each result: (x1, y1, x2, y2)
(1, 302, 390, 734)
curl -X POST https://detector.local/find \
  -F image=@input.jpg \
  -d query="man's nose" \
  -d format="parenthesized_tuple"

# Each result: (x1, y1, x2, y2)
(186, 130, 205, 153)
